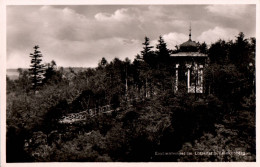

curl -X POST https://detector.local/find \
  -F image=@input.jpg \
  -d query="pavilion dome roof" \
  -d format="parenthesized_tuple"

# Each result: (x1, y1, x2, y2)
(178, 24, 199, 52)
(180, 39, 198, 47)
(179, 39, 198, 52)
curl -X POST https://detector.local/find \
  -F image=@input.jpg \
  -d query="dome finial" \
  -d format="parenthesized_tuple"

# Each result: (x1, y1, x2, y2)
(189, 22, 192, 41)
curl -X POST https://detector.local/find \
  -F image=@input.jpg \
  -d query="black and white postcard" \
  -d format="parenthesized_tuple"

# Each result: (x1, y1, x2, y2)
(1, 0, 259, 167)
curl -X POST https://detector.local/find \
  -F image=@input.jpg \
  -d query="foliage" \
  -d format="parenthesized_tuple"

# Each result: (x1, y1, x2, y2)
(29, 45, 45, 91)
(6, 32, 255, 162)
(177, 119, 255, 162)
(42, 60, 63, 85)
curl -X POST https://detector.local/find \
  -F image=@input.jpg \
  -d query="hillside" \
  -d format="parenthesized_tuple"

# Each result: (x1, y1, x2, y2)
(6, 33, 256, 162)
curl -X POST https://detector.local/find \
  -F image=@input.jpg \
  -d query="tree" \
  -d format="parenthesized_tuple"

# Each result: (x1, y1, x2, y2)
(208, 39, 230, 64)
(42, 60, 62, 85)
(6, 76, 16, 93)
(98, 57, 108, 68)
(153, 36, 172, 92)
(141, 36, 154, 64)
(16, 68, 31, 93)
(139, 37, 155, 97)
(156, 36, 170, 64)
(198, 42, 208, 54)
(29, 45, 44, 92)
(230, 32, 250, 70)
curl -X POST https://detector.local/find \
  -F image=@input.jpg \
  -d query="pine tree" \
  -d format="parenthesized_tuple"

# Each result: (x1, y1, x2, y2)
(156, 36, 170, 64)
(98, 57, 108, 68)
(155, 36, 172, 91)
(29, 45, 44, 92)
(141, 36, 154, 63)
(198, 42, 208, 54)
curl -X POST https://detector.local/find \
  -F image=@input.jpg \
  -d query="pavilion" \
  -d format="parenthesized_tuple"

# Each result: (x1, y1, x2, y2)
(171, 26, 208, 93)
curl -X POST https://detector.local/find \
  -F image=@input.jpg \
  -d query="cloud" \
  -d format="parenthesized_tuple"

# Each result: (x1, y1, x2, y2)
(150, 32, 188, 52)
(7, 5, 256, 68)
(7, 51, 31, 69)
(205, 5, 249, 19)
(162, 33, 188, 50)
(197, 26, 239, 44)
(151, 32, 188, 50)
(7, 6, 161, 68)
(95, 8, 139, 23)
(7, 36, 142, 68)
(7, 6, 93, 68)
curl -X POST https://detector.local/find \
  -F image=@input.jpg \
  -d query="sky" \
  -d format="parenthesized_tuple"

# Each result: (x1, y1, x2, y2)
(7, 5, 256, 69)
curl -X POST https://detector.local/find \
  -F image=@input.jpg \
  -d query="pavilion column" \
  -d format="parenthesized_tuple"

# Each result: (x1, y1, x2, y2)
(175, 64, 179, 92)
(199, 65, 204, 92)
(187, 68, 190, 92)
(186, 64, 192, 93)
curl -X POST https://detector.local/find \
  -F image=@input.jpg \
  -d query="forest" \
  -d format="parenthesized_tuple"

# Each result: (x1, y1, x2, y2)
(6, 32, 255, 162)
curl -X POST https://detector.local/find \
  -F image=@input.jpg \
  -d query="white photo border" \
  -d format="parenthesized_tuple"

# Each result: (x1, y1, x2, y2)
(1, 0, 259, 167)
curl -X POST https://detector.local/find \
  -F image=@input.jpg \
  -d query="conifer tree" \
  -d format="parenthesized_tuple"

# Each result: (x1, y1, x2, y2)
(141, 36, 154, 62)
(198, 42, 208, 54)
(29, 45, 44, 92)
(98, 57, 108, 68)
(156, 36, 170, 63)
